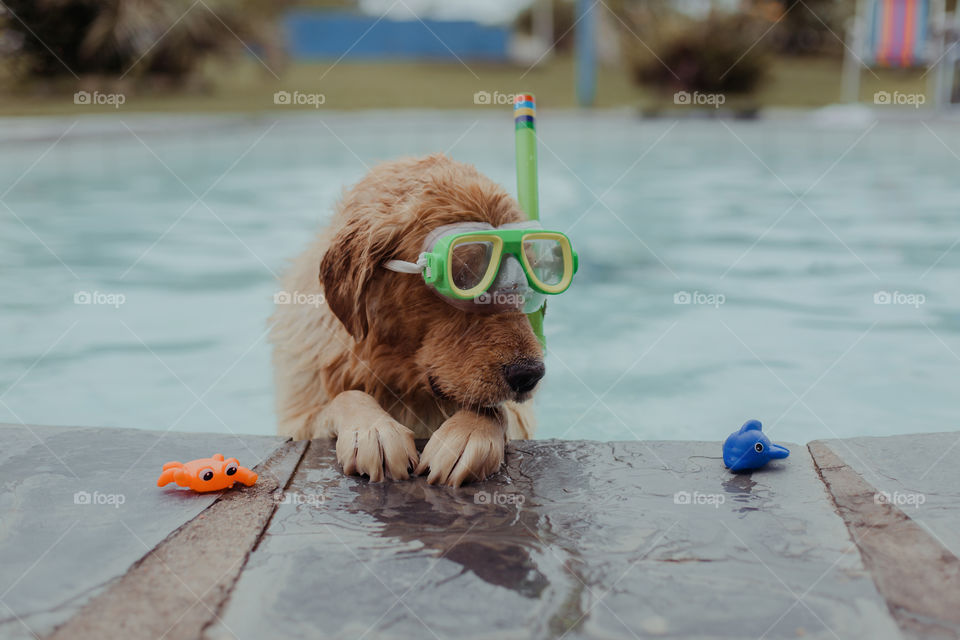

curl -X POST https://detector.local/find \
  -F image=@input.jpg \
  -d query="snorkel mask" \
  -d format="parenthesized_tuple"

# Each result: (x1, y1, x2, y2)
(383, 220, 578, 314)
(385, 93, 570, 346)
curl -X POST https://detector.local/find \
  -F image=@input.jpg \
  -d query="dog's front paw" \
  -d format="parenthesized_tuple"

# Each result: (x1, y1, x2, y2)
(336, 419, 419, 482)
(415, 412, 506, 487)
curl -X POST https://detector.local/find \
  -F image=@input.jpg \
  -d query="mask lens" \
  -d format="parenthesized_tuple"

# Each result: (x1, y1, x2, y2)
(523, 238, 566, 287)
(450, 240, 495, 292)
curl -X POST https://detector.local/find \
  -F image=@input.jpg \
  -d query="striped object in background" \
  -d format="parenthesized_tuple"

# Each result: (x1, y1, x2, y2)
(514, 94, 536, 130)
(866, 0, 929, 67)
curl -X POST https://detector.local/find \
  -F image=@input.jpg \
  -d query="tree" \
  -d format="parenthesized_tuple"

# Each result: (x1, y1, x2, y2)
(2, 0, 286, 81)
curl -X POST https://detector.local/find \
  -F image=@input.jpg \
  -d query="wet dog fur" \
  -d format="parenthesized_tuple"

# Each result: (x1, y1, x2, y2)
(270, 154, 543, 486)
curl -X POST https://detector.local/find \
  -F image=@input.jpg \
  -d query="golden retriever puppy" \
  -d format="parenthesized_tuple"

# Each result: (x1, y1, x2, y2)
(270, 154, 543, 486)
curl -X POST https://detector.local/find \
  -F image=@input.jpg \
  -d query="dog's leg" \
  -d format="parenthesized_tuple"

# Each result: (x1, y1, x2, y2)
(415, 408, 506, 487)
(314, 390, 419, 482)
(503, 400, 537, 439)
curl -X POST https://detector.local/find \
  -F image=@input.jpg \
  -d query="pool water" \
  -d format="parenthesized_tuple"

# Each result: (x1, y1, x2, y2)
(2, 112, 959, 444)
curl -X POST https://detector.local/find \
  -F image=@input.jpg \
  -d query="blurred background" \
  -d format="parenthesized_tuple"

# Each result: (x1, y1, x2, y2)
(1, 0, 956, 112)
(1, 0, 959, 445)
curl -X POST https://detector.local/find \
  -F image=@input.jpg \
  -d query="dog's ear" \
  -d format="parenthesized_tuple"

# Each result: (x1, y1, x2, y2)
(320, 225, 372, 339)
(320, 216, 404, 340)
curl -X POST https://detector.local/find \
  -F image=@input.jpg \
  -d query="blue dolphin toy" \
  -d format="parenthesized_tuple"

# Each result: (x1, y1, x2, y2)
(723, 420, 789, 471)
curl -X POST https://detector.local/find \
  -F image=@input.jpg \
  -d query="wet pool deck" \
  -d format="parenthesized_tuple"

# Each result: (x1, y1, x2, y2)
(1, 423, 959, 640)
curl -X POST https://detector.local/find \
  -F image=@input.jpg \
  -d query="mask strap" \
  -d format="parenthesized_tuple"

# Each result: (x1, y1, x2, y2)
(383, 254, 427, 274)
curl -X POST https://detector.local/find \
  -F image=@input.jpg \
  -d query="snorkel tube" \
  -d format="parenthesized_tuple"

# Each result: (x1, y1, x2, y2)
(513, 93, 546, 348)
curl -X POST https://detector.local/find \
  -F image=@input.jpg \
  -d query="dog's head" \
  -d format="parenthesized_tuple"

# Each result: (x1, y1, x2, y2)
(320, 155, 544, 409)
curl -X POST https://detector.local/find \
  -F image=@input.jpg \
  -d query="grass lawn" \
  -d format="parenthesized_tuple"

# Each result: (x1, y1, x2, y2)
(0, 53, 931, 116)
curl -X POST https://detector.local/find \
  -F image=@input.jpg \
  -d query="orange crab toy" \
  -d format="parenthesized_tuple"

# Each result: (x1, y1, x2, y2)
(157, 454, 258, 492)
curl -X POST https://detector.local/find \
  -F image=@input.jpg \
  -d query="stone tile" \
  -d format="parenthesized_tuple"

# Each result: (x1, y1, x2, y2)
(811, 434, 960, 638)
(0, 423, 286, 639)
(49, 441, 307, 640)
(815, 432, 960, 557)
(209, 439, 901, 640)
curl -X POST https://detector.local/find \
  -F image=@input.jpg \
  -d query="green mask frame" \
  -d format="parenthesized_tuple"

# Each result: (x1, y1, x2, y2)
(420, 227, 578, 301)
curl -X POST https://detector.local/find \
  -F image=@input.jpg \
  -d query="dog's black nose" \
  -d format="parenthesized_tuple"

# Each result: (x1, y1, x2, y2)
(503, 359, 545, 394)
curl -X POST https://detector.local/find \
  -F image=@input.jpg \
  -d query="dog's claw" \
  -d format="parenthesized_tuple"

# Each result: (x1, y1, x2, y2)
(336, 420, 418, 482)
(416, 415, 505, 487)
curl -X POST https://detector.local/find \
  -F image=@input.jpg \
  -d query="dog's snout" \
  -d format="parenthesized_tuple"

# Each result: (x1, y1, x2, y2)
(503, 359, 545, 394)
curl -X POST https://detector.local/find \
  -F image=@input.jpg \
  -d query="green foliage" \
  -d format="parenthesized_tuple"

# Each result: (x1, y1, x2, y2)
(766, 0, 852, 56)
(626, 12, 771, 95)
(1, 0, 286, 81)
(514, 0, 578, 52)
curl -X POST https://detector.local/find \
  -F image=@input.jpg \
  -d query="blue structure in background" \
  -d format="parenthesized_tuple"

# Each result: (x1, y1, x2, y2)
(575, 0, 596, 107)
(284, 12, 510, 61)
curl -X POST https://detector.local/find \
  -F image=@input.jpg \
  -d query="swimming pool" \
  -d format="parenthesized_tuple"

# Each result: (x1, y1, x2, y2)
(2, 111, 959, 444)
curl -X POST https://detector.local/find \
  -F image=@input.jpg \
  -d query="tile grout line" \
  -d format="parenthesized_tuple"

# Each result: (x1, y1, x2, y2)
(46, 438, 309, 640)
(198, 439, 313, 639)
(807, 441, 960, 639)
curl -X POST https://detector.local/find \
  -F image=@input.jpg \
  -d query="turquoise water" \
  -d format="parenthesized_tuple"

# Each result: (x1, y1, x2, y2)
(2, 112, 959, 444)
